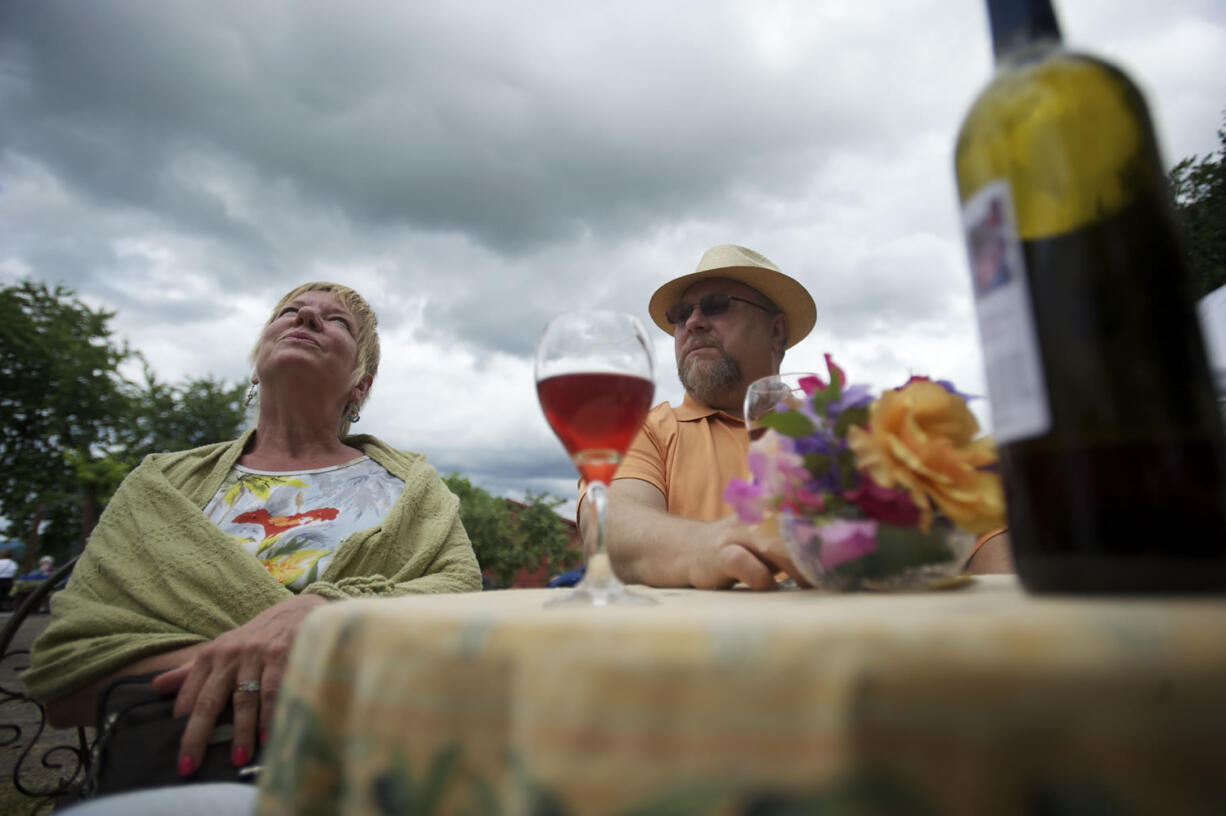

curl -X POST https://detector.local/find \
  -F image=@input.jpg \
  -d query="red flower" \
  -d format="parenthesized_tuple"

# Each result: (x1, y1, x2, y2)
(843, 479, 921, 527)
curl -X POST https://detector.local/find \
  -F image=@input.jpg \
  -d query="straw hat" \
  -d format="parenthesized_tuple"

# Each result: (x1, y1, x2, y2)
(647, 244, 817, 349)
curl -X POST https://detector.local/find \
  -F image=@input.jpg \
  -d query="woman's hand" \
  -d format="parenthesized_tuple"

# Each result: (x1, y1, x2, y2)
(151, 593, 329, 776)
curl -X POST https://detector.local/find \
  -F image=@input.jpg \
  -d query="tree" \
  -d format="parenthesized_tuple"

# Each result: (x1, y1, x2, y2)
(1169, 111, 1226, 299)
(0, 281, 132, 564)
(119, 365, 248, 464)
(0, 282, 248, 565)
(442, 474, 578, 588)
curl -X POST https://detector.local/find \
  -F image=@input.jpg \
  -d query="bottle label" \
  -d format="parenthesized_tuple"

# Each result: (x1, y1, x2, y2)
(962, 180, 1050, 443)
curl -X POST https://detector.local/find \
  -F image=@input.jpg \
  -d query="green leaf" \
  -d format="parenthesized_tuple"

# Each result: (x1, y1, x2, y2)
(757, 410, 816, 438)
(837, 451, 860, 491)
(832, 523, 955, 581)
(810, 388, 835, 418)
(825, 375, 843, 404)
(802, 453, 833, 477)
(832, 405, 869, 438)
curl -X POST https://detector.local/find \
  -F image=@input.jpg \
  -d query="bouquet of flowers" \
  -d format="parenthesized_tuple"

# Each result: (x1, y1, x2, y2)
(724, 355, 1006, 590)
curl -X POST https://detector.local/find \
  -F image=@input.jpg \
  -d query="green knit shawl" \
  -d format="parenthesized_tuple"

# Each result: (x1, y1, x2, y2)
(25, 430, 480, 702)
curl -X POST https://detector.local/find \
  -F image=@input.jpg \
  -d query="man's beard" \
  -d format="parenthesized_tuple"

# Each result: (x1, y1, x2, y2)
(679, 348, 743, 407)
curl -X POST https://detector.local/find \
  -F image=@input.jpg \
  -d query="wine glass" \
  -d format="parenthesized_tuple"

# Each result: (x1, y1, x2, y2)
(535, 310, 657, 607)
(744, 372, 819, 440)
(742, 372, 821, 589)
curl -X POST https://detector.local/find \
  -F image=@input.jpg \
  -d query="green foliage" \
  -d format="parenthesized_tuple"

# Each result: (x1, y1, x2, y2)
(0, 280, 246, 563)
(442, 474, 578, 588)
(515, 489, 579, 577)
(0, 281, 132, 559)
(1169, 111, 1226, 299)
(119, 364, 248, 463)
(758, 409, 815, 437)
(829, 522, 956, 582)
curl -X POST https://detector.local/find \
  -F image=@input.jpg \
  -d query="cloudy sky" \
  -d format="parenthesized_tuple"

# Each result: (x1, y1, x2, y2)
(3, 0, 1224, 519)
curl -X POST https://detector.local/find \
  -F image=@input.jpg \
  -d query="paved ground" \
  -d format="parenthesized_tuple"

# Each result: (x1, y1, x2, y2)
(1, 611, 92, 815)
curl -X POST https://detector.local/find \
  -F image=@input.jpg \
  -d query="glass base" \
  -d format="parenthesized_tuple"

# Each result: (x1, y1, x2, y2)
(544, 553, 657, 607)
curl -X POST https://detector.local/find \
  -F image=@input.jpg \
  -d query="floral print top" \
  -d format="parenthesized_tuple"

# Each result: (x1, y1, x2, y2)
(203, 457, 404, 591)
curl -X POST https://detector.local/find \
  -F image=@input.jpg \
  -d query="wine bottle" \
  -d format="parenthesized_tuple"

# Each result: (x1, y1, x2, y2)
(954, 0, 1226, 592)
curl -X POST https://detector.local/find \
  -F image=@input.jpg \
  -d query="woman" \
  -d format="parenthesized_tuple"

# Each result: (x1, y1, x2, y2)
(25, 282, 480, 791)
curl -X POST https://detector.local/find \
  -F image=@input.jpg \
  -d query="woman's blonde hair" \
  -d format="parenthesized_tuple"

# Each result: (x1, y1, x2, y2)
(251, 282, 381, 437)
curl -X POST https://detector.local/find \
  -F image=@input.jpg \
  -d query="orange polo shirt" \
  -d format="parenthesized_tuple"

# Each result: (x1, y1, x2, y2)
(610, 393, 750, 521)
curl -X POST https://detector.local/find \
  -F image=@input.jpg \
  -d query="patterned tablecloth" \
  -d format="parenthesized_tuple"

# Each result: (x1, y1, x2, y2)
(255, 576, 1226, 815)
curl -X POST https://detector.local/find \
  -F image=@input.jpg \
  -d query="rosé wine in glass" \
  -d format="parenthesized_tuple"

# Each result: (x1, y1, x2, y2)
(535, 311, 656, 607)
(537, 371, 654, 485)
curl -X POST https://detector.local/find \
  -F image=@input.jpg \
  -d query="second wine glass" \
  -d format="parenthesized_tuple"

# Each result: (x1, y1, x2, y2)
(535, 310, 657, 607)
(744, 372, 820, 439)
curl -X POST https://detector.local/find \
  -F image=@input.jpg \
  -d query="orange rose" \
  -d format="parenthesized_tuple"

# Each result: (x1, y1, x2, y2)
(846, 379, 1005, 533)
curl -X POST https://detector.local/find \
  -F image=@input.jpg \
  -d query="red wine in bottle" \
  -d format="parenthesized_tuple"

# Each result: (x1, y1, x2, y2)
(955, 0, 1226, 592)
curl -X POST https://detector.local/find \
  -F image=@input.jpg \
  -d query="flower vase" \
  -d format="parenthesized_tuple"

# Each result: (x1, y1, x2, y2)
(780, 511, 976, 592)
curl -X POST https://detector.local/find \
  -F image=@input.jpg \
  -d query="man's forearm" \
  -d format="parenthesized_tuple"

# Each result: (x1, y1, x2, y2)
(602, 497, 712, 587)
(589, 479, 782, 591)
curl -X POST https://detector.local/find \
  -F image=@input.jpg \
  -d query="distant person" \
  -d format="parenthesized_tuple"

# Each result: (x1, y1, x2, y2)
(25, 282, 480, 805)
(13, 555, 61, 614)
(19, 554, 55, 581)
(0, 549, 17, 610)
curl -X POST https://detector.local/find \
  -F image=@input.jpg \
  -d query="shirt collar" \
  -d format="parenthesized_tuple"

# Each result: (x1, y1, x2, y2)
(675, 391, 742, 424)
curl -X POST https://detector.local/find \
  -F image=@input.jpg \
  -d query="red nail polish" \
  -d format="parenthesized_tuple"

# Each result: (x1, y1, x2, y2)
(260, 729, 269, 746)
(178, 756, 196, 777)
(232, 745, 250, 767)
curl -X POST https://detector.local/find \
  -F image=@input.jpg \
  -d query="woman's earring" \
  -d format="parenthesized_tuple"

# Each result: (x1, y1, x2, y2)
(244, 384, 258, 408)
(347, 406, 361, 423)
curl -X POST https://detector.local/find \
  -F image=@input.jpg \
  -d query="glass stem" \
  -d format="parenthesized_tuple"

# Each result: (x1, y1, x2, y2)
(589, 479, 608, 558)
(581, 480, 617, 586)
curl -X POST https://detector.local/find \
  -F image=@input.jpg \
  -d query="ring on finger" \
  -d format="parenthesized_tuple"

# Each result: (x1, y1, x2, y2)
(236, 680, 261, 693)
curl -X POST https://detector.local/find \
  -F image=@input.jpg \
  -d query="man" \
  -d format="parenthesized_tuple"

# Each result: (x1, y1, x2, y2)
(0, 549, 17, 611)
(593, 244, 817, 590)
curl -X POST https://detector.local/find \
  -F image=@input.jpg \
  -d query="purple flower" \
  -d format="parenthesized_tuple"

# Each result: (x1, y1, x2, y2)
(792, 428, 839, 457)
(816, 519, 878, 569)
(903, 375, 978, 403)
(936, 378, 978, 402)
(827, 383, 873, 418)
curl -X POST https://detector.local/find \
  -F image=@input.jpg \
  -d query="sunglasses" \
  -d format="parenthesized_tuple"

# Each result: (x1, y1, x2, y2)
(665, 293, 774, 325)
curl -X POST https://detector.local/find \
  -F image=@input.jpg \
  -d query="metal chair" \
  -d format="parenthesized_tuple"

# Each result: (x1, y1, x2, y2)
(0, 556, 92, 812)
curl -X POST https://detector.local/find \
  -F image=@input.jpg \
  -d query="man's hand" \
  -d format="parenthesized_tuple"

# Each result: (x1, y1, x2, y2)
(599, 479, 807, 590)
(687, 516, 810, 590)
(150, 593, 328, 776)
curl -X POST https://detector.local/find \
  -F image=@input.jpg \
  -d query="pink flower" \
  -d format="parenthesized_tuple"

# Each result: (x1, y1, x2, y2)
(808, 354, 846, 392)
(816, 519, 878, 569)
(747, 435, 808, 493)
(724, 479, 766, 524)
(782, 485, 826, 515)
(843, 479, 921, 527)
